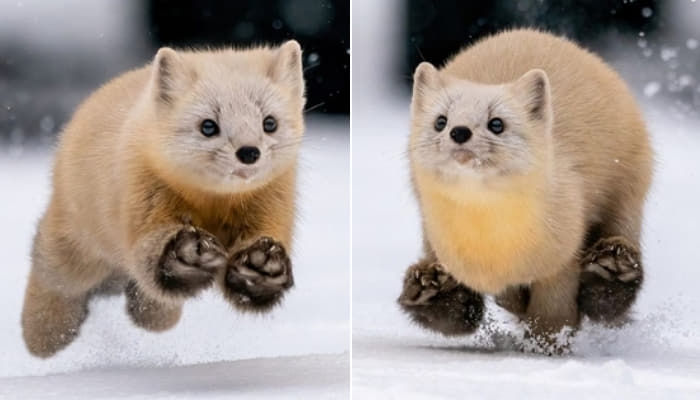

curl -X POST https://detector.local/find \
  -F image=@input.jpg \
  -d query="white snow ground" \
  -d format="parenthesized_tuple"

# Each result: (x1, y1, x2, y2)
(351, 0, 700, 398)
(0, 118, 350, 399)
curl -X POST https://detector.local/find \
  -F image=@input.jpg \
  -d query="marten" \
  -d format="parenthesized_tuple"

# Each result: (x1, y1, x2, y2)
(22, 41, 305, 358)
(398, 29, 652, 350)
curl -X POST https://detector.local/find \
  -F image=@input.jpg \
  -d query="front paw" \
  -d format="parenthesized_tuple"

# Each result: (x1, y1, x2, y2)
(157, 226, 227, 297)
(577, 236, 643, 323)
(398, 262, 484, 336)
(224, 237, 293, 312)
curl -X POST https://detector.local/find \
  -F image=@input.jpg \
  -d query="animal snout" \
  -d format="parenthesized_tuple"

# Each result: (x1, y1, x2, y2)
(235, 146, 261, 164)
(450, 126, 472, 144)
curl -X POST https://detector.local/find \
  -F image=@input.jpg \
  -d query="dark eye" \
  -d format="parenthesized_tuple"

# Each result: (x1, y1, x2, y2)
(200, 119, 219, 137)
(263, 115, 277, 133)
(487, 117, 504, 134)
(434, 115, 447, 132)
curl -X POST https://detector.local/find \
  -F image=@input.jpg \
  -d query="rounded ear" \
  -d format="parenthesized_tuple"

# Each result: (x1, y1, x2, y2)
(151, 47, 194, 104)
(512, 69, 552, 123)
(269, 40, 305, 99)
(413, 62, 440, 93)
(412, 62, 441, 111)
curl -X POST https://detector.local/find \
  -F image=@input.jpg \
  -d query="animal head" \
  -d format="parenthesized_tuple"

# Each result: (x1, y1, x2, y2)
(409, 62, 552, 186)
(145, 40, 305, 194)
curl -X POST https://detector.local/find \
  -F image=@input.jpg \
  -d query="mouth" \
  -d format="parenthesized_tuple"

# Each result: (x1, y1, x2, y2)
(452, 149, 490, 167)
(451, 149, 476, 165)
(230, 167, 258, 180)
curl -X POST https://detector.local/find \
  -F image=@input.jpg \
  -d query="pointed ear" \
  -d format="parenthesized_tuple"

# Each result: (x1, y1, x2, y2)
(269, 40, 304, 98)
(412, 62, 441, 110)
(512, 69, 552, 123)
(151, 47, 194, 104)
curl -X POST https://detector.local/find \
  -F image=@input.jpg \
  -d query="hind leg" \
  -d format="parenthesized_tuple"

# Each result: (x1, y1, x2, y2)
(524, 262, 580, 353)
(22, 271, 90, 358)
(578, 189, 647, 324)
(495, 285, 530, 318)
(21, 227, 113, 358)
(125, 281, 182, 332)
(578, 236, 643, 323)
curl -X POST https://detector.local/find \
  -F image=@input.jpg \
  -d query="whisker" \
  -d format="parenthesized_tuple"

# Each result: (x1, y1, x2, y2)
(303, 62, 320, 72)
(405, 141, 436, 152)
(304, 102, 326, 113)
(270, 136, 320, 151)
(272, 139, 304, 150)
(274, 143, 322, 155)
(272, 142, 303, 151)
(386, 140, 438, 160)
(413, 41, 426, 62)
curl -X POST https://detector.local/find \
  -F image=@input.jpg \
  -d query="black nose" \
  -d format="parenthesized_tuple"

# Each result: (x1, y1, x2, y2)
(235, 146, 261, 164)
(450, 126, 472, 144)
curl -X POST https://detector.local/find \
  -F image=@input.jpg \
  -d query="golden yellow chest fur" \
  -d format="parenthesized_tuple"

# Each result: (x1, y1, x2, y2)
(414, 168, 547, 293)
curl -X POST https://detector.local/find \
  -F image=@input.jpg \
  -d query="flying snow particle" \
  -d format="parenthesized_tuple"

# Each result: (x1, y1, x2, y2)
(40, 116, 55, 133)
(644, 82, 661, 98)
(641, 7, 653, 18)
(678, 75, 694, 88)
(687, 39, 698, 50)
(660, 47, 678, 62)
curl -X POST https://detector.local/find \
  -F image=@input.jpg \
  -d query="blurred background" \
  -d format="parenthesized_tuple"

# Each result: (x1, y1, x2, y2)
(0, 0, 349, 152)
(379, 0, 699, 120)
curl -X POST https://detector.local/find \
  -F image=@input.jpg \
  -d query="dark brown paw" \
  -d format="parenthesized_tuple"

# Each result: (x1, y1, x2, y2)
(157, 226, 227, 297)
(225, 237, 293, 312)
(398, 262, 484, 336)
(577, 236, 643, 323)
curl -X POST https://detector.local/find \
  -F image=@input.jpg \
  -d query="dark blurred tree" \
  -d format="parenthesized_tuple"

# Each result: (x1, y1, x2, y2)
(405, 0, 661, 77)
(403, 0, 700, 117)
(147, 0, 349, 115)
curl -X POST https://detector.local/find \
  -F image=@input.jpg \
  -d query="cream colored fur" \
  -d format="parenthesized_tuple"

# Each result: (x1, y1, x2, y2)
(22, 41, 305, 357)
(409, 29, 652, 336)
